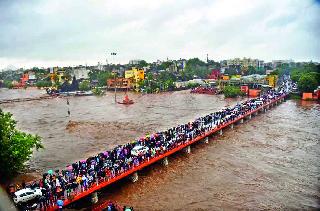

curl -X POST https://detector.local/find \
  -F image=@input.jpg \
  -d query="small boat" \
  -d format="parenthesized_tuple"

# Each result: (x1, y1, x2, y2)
(118, 94, 134, 105)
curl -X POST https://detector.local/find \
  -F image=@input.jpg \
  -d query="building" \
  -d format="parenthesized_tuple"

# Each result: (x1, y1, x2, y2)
(107, 78, 131, 90)
(72, 67, 89, 80)
(124, 67, 145, 90)
(226, 57, 264, 68)
(265, 75, 278, 88)
(129, 60, 142, 65)
(257, 60, 264, 68)
(266, 69, 274, 75)
(20, 71, 36, 86)
(272, 59, 294, 68)
(208, 69, 221, 80)
(20, 73, 29, 86)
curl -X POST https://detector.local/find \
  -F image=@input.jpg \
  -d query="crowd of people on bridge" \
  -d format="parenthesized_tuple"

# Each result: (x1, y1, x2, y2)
(9, 83, 291, 210)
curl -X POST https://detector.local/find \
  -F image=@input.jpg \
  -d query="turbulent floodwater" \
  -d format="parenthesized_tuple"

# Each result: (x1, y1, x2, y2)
(1, 89, 319, 210)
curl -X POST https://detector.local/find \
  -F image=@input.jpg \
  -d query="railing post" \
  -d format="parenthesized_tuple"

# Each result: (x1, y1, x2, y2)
(162, 157, 169, 166)
(130, 172, 139, 183)
(184, 145, 191, 154)
(91, 192, 98, 204)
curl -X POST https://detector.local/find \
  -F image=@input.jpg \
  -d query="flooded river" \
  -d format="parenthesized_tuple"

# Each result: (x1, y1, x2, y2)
(1, 89, 319, 210)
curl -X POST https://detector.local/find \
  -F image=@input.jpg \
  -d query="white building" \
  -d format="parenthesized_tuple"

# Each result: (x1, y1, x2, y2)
(272, 59, 294, 68)
(129, 60, 142, 65)
(72, 67, 89, 80)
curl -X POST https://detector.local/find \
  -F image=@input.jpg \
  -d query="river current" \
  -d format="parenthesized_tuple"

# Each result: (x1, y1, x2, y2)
(0, 88, 319, 210)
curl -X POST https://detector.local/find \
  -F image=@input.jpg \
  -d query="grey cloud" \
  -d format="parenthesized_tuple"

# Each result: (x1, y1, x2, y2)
(0, 0, 319, 68)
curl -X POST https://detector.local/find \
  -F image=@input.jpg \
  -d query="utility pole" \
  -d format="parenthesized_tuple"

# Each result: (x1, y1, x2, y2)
(114, 71, 117, 103)
(111, 52, 117, 103)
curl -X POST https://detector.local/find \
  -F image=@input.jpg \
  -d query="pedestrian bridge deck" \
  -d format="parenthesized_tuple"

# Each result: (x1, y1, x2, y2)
(48, 95, 287, 210)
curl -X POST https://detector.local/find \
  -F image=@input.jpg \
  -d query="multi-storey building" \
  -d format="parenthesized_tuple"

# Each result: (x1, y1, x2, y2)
(226, 57, 264, 68)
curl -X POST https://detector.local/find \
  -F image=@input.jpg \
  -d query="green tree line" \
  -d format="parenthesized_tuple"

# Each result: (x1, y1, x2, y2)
(290, 63, 320, 92)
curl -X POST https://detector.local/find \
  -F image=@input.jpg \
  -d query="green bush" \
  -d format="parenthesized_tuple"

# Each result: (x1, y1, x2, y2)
(289, 93, 301, 100)
(79, 80, 91, 91)
(36, 80, 52, 88)
(92, 87, 104, 96)
(3, 80, 13, 89)
(187, 83, 200, 89)
(223, 86, 244, 98)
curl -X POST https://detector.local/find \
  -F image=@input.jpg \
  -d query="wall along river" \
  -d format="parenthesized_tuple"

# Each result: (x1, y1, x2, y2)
(0, 88, 319, 210)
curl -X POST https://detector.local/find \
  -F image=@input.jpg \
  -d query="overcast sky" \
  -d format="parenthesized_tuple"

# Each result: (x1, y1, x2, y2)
(0, 0, 319, 69)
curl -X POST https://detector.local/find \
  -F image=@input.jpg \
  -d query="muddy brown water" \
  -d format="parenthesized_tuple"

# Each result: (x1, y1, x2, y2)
(0, 89, 319, 210)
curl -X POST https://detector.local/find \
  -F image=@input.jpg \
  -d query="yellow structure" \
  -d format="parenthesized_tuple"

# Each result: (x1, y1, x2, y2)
(50, 68, 66, 84)
(125, 68, 145, 90)
(265, 75, 278, 88)
(222, 75, 230, 80)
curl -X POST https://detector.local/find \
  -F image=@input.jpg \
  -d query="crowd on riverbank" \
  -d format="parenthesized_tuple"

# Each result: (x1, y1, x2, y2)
(8, 86, 290, 210)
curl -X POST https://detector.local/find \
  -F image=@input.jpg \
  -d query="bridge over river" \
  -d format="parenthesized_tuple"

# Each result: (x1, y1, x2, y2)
(42, 94, 288, 210)
(2, 87, 319, 210)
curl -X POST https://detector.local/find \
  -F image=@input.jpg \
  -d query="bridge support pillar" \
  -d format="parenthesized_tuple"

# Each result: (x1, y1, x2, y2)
(131, 172, 139, 183)
(240, 119, 244, 124)
(219, 129, 223, 135)
(91, 192, 98, 204)
(230, 124, 234, 129)
(185, 146, 191, 154)
(162, 157, 169, 166)
(248, 114, 252, 120)
(203, 137, 209, 144)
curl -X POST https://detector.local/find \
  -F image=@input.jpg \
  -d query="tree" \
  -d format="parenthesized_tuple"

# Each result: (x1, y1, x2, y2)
(79, 80, 91, 91)
(182, 58, 209, 80)
(0, 109, 43, 177)
(290, 64, 320, 93)
(138, 60, 148, 68)
(298, 73, 318, 93)
(224, 68, 238, 76)
(89, 70, 113, 86)
(223, 86, 245, 98)
(36, 80, 52, 88)
(247, 66, 256, 75)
